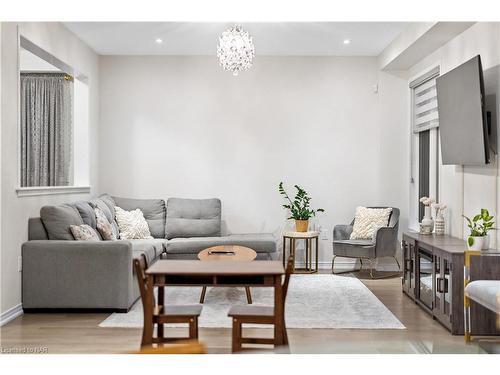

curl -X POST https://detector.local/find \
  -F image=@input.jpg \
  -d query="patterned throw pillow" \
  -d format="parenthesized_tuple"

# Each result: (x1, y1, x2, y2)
(115, 206, 153, 240)
(70, 224, 101, 241)
(94, 207, 118, 240)
(350, 207, 392, 240)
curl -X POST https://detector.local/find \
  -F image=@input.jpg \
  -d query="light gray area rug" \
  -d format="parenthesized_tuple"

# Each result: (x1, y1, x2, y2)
(99, 274, 405, 329)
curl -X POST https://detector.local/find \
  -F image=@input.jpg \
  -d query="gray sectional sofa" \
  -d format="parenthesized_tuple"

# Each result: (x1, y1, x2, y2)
(22, 195, 277, 312)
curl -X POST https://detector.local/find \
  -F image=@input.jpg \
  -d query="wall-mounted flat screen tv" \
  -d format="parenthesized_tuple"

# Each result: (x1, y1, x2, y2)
(436, 55, 489, 165)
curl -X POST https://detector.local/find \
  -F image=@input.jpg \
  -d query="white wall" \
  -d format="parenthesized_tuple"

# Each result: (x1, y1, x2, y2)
(99, 56, 407, 265)
(0, 22, 100, 321)
(407, 22, 500, 244)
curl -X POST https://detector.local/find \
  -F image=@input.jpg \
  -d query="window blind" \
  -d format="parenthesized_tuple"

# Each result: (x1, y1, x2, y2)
(410, 66, 440, 133)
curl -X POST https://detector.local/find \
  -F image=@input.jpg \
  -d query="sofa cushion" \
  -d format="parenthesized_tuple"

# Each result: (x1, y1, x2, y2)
(90, 197, 120, 238)
(71, 201, 97, 229)
(165, 234, 276, 255)
(94, 207, 118, 240)
(332, 239, 375, 258)
(115, 206, 153, 240)
(225, 234, 277, 254)
(70, 224, 101, 241)
(166, 198, 221, 239)
(129, 239, 166, 263)
(40, 204, 84, 240)
(99, 194, 117, 218)
(350, 207, 392, 240)
(113, 196, 166, 238)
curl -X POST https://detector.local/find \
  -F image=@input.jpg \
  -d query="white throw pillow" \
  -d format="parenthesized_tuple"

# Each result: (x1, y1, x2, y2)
(114, 206, 153, 240)
(350, 207, 392, 240)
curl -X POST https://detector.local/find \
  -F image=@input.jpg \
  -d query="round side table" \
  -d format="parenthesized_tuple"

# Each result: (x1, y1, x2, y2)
(282, 231, 319, 273)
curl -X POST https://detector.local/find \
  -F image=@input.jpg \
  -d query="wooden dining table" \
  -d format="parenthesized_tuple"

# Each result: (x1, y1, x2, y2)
(143, 260, 286, 347)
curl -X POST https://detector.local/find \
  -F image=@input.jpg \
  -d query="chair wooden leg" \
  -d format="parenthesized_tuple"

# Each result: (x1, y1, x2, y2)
(283, 326, 289, 346)
(245, 287, 253, 304)
(189, 317, 198, 339)
(232, 319, 242, 353)
(200, 286, 207, 303)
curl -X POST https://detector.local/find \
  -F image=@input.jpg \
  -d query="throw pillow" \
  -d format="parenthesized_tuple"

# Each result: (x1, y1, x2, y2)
(115, 206, 153, 240)
(70, 224, 101, 241)
(94, 207, 118, 240)
(350, 207, 392, 240)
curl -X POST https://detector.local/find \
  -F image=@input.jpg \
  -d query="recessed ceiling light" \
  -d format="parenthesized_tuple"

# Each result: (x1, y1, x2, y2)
(155, 38, 163, 44)
(343, 39, 351, 45)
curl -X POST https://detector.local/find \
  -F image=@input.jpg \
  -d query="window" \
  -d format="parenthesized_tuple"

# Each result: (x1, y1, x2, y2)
(17, 36, 90, 196)
(409, 66, 440, 228)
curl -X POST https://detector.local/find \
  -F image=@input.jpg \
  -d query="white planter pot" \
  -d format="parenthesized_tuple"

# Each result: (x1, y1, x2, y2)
(467, 236, 486, 251)
(483, 235, 490, 250)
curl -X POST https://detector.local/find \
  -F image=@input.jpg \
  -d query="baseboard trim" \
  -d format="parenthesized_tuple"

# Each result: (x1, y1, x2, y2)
(295, 260, 400, 272)
(0, 303, 23, 326)
(22, 307, 129, 313)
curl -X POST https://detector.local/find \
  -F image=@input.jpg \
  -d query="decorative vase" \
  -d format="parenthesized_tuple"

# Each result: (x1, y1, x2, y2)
(434, 214, 445, 235)
(420, 206, 434, 235)
(467, 235, 485, 251)
(295, 219, 309, 232)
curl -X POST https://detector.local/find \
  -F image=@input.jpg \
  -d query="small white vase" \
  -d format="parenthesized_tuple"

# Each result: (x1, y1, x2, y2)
(467, 236, 485, 250)
(420, 206, 434, 235)
(434, 214, 445, 235)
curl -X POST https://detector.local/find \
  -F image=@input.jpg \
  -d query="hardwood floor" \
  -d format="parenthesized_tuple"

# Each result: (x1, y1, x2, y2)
(0, 272, 486, 354)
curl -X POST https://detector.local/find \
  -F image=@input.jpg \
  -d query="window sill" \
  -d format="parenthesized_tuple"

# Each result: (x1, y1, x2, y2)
(16, 186, 91, 197)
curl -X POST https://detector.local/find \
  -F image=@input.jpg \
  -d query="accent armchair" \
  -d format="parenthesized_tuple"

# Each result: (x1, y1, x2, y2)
(332, 207, 400, 278)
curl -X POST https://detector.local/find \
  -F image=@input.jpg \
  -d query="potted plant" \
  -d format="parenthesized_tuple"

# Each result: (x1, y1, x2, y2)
(463, 209, 495, 250)
(278, 182, 324, 232)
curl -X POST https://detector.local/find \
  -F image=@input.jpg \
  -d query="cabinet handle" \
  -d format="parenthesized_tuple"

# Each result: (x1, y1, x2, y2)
(405, 259, 413, 271)
(436, 277, 448, 294)
(436, 277, 443, 293)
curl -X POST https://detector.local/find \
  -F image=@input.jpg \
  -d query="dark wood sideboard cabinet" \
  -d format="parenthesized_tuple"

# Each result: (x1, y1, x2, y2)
(402, 232, 500, 335)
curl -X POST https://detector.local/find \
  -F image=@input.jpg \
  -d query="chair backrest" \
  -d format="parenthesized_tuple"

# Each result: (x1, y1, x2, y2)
(134, 255, 154, 313)
(282, 256, 294, 304)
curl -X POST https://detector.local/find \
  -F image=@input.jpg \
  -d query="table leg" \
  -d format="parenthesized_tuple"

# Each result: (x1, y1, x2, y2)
(315, 237, 319, 273)
(157, 286, 164, 339)
(200, 286, 207, 303)
(274, 275, 285, 347)
(305, 238, 310, 271)
(142, 274, 154, 347)
(291, 238, 296, 273)
(245, 287, 253, 304)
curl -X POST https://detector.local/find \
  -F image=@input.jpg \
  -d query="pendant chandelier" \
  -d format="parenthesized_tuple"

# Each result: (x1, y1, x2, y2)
(217, 25, 255, 76)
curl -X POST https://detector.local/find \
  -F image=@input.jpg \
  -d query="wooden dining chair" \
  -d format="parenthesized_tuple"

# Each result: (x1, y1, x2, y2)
(227, 256, 294, 353)
(134, 256, 202, 346)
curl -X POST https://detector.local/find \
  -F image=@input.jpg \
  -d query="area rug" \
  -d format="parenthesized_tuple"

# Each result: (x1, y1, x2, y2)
(99, 274, 405, 329)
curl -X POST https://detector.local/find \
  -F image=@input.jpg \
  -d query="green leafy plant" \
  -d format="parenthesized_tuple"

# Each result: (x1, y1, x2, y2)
(463, 209, 496, 243)
(278, 182, 324, 220)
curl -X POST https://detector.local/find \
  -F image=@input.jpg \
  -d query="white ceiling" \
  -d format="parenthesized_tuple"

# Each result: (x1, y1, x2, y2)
(64, 22, 409, 56)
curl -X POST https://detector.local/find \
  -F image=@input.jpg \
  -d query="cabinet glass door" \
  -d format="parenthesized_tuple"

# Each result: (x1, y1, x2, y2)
(418, 248, 433, 309)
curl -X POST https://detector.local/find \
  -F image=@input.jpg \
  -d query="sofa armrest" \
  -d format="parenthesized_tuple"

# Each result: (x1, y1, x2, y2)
(333, 225, 353, 240)
(22, 240, 135, 310)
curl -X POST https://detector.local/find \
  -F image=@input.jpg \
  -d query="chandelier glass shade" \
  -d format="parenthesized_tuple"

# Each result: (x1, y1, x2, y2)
(217, 25, 255, 76)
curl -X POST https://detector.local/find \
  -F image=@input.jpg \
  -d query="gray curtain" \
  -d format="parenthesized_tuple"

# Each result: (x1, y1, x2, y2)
(20, 73, 73, 187)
